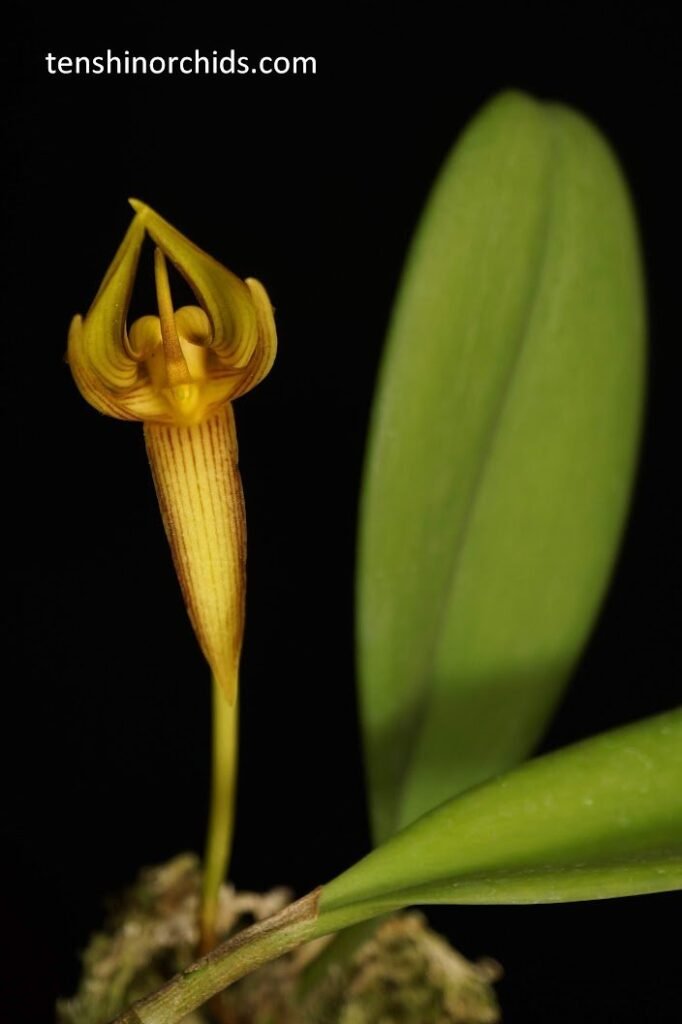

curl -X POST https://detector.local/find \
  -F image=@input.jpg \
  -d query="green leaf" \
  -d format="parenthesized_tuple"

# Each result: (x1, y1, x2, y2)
(319, 709, 682, 931)
(357, 90, 646, 842)
(107, 712, 682, 1024)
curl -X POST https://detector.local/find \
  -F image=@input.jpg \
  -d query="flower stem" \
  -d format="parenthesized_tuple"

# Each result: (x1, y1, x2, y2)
(199, 675, 238, 955)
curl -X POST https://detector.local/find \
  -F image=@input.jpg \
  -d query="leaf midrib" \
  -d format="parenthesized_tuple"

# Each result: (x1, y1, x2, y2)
(393, 108, 561, 833)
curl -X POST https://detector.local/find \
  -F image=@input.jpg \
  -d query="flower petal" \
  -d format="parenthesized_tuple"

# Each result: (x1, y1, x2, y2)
(231, 278, 278, 399)
(67, 214, 166, 420)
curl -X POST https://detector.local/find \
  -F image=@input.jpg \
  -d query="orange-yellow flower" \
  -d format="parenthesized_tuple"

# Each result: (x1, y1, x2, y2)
(68, 201, 277, 703)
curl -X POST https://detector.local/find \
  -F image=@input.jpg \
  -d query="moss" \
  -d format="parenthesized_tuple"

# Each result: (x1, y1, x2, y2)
(58, 856, 500, 1024)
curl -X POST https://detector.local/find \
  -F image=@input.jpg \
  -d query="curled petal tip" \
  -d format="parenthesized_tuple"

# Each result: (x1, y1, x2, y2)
(128, 197, 146, 214)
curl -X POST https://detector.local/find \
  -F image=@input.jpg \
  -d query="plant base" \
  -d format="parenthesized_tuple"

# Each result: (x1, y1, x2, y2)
(58, 855, 501, 1024)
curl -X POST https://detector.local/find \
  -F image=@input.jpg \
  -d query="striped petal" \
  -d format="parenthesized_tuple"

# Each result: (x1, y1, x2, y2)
(67, 214, 165, 421)
(144, 406, 246, 703)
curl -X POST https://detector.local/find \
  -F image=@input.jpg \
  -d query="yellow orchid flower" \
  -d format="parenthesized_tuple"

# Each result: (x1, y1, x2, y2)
(68, 201, 277, 954)
(68, 200, 276, 704)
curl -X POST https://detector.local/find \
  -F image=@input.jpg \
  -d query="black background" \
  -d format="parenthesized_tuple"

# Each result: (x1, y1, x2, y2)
(2, 11, 680, 1023)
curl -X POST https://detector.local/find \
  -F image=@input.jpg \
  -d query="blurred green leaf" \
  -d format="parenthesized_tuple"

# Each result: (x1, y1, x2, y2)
(357, 90, 646, 842)
(319, 709, 682, 930)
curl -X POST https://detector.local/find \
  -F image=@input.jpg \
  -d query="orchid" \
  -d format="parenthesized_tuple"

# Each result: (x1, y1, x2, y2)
(68, 201, 276, 953)
(64, 94, 682, 1024)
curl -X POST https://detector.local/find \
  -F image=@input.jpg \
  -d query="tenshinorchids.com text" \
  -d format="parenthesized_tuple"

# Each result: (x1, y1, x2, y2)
(44, 50, 317, 77)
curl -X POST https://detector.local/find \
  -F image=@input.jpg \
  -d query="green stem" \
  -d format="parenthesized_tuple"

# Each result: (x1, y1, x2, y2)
(199, 676, 238, 954)
(109, 887, 392, 1023)
(112, 889, 323, 1024)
